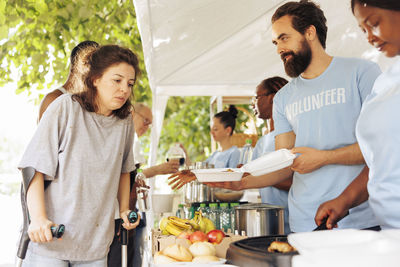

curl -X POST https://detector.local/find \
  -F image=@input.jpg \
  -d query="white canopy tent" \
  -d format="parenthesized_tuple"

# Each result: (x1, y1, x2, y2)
(132, 0, 392, 168)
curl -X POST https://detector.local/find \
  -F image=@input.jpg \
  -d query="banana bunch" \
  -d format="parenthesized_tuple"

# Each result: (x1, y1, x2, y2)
(160, 216, 200, 236)
(192, 211, 216, 233)
(159, 212, 216, 236)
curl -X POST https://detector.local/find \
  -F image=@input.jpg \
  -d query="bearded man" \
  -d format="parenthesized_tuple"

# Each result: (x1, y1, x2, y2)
(208, 0, 382, 232)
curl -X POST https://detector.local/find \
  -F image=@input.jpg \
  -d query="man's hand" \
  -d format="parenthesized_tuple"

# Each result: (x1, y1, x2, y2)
(168, 170, 196, 190)
(291, 147, 328, 174)
(205, 181, 243, 191)
(315, 197, 350, 229)
(205, 173, 250, 191)
(156, 161, 180, 175)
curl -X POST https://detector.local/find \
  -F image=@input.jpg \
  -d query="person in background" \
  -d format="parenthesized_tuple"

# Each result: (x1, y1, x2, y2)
(168, 105, 241, 189)
(38, 40, 99, 121)
(204, 105, 241, 168)
(207, 0, 381, 232)
(108, 103, 180, 267)
(19, 45, 141, 266)
(315, 0, 400, 230)
(252, 76, 291, 234)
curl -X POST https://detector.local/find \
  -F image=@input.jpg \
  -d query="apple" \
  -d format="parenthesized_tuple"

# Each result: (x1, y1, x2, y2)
(177, 230, 192, 240)
(206, 229, 225, 244)
(189, 231, 208, 243)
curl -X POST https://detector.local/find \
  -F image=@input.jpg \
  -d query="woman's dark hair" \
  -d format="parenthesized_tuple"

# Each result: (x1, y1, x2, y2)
(214, 105, 238, 136)
(351, 0, 400, 12)
(258, 76, 289, 95)
(271, 0, 328, 49)
(73, 45, 141, 119)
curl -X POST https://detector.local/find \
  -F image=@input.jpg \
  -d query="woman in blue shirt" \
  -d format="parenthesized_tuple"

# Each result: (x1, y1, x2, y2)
(168, 105, 240, 189)
(205, 105, 241, 168)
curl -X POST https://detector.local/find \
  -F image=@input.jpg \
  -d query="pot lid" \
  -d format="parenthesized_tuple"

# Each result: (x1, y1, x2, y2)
(235, 203, 284, 210)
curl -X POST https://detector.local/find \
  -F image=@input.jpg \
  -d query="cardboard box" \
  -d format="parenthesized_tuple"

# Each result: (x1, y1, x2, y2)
(151, 229, 247, 258)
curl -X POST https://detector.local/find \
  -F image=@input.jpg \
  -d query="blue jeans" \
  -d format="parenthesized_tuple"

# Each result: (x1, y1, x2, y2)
(22, 249, 107, 267)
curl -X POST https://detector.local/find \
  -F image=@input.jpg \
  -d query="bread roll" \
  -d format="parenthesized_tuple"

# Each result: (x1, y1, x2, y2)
(189, 241, 216, 257)
(267, 241, 296, 253)
(162, 244, 193, 262)
(153, 252, 178, 264)
(192, 255, 220, 263)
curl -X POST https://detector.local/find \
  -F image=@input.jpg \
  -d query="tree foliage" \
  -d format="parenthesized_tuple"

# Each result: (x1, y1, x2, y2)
(160, 96, 211, 162)
(0, 0, 150, 102)
(0, 0, 256, 165)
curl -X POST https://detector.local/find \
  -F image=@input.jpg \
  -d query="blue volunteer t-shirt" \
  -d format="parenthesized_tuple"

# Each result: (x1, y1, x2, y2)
(356, 58, 400, 229)
(273, 57, 381, 232)
(252, 131, 291, 234)
(205, 146, 240, 168)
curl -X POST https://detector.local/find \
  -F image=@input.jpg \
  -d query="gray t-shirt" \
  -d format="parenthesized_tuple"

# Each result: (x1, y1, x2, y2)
(18, 94, 135, 261)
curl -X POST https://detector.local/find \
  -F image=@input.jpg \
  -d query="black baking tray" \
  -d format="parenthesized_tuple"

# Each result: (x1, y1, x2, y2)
(226, 235, 298, 267)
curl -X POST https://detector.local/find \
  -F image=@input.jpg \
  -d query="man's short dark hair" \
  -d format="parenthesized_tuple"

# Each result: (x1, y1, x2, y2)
(271, 0, 328, 49)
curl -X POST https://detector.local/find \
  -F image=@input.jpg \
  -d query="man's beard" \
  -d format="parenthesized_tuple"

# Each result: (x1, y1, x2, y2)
(281, 39, 312, 78)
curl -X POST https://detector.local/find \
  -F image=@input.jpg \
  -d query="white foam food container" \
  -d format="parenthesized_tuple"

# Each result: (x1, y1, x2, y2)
(192, 168, 243, 182)
(240, 148, 296, 176)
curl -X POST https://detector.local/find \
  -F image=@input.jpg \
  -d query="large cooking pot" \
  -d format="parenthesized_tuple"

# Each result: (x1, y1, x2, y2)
(183, 162, 215, 203)
(226, 235, 298, 267)
(235, 203, 284, 237)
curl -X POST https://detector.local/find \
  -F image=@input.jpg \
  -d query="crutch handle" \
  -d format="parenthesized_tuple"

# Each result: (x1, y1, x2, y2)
(51, 224, 65, 238)
(128, 210, 138, 224)
(120, 211, 138, 246)
(16, 224, 65, 262)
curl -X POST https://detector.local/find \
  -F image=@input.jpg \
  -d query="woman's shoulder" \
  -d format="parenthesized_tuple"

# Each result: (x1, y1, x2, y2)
(227, 145, 240, 154)
(52, 93, 74, 106)
(41, 94, 74, 116)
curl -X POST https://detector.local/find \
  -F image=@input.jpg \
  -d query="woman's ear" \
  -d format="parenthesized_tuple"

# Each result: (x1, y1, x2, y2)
(93, 77, 99, 87)
(225, 126, 233, 136)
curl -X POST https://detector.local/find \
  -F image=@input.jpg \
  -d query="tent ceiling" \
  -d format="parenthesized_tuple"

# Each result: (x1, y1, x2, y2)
(133, 0, 392, 98)
(132, 0, 393, 168)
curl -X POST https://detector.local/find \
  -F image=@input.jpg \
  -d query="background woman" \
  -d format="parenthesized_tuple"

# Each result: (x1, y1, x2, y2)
(168, 105, 240, 189)
(19, 45, 141, 266)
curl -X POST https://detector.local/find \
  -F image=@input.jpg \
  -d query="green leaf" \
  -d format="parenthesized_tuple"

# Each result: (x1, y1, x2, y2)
(56, 8, 69, 20)
(34, 0, 48, 14)
(78, 6, 91, 20)
(0, 25, 8, 40)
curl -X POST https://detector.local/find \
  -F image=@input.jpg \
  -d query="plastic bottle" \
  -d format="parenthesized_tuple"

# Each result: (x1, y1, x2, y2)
(208, 203, 220, 230)
(219, 203, 231, 232)
(166, 143, 186, 167)
(135, 169, 149, 212)
(189, 205, 195, 219)
(229, 203, 240, 233)
(239, 139, 253, 165)
(176, 204, 185, 218)
(183, 205, 190, 219)
(136, 168, 146, 181)
(198, 203, 209, 218)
